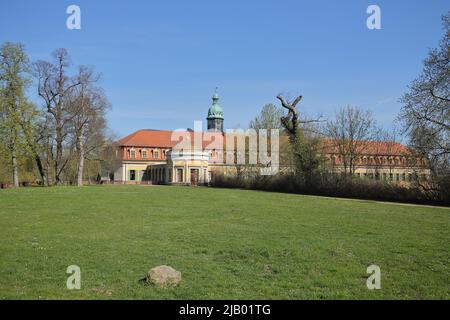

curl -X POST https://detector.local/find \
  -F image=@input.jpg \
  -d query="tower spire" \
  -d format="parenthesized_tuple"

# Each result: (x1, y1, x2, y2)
(207, 89, 224, 132)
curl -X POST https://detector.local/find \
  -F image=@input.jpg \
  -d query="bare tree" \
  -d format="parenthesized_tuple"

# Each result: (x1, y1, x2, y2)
(99, 140, 122, 182)
(276, 95, 303, 145)
(249, 103, 285, 130)
(399, 12, 449, 176)
(276, 94, 322, 178)
(34, 48, 81, 185)
(325, 105, 377, 175)
(67, 66, 109, 186)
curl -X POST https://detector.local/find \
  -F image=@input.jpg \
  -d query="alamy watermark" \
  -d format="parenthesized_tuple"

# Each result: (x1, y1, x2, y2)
(366, 264, 381, 290)
(171, 121, 279, 175)
(367, 5, 381, 30)
(66, 5, 81, 30)
(66, 265, 81, 290)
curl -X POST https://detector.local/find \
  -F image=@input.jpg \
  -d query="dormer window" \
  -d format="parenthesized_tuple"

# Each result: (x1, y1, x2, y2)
(153, 150, 159, 159)
(130, 149, 136, 159)
(142, 149, 148, 159)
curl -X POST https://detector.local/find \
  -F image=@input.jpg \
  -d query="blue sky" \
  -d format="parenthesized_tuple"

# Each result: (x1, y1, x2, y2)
(1, 0, 448, 138)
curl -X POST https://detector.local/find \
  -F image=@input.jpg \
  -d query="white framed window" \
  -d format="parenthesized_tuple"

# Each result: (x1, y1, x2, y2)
(142, 149, 148, 159)
(153, 150, 159, 159)
(130, 149, 136, 159)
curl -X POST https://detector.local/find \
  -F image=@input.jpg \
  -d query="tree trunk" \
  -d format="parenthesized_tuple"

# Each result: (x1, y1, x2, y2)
(54, 118, 63, 185)
(11, 146, 19, 188)
(46, 149, 52, 186)
(34, 154, 47, 186)
(76, 132, 84, 187)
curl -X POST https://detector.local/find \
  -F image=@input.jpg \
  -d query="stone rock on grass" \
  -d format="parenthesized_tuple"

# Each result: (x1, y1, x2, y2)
(147, 265, 181, 287)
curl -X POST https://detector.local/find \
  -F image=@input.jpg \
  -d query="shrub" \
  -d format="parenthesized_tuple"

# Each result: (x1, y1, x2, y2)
(210, 173, 448, 206)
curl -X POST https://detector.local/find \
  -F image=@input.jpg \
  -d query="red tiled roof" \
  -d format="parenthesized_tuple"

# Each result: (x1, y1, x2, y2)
(319, 139, 411, 156)
(116, 130, 177, 148)
(115, 129, 225, 149)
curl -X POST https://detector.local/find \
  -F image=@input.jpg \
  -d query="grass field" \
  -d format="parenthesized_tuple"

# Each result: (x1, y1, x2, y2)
(0, 185, 448, 299)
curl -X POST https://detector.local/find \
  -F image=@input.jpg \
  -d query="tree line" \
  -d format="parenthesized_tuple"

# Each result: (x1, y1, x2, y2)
(0, 44, 111, 187)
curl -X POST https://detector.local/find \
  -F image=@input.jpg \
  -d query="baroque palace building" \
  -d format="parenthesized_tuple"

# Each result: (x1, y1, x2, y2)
(109, 93, 430, 185)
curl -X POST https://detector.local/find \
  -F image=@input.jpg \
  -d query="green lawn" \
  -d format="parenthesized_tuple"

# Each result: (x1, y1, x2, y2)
(0, 185, 448, 299)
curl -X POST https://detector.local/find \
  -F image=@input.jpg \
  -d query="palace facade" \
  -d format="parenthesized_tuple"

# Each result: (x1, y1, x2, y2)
(109, 93, 430, 185)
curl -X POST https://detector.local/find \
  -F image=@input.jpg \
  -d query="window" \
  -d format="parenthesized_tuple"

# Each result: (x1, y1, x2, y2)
(142, 149, 148, 159)
(130, 149, 136, 159)
(130, 170, 136, 181)
(402, 173, 406, 181)
(153, 150, 159, 159)
(396, 173, 400, 181)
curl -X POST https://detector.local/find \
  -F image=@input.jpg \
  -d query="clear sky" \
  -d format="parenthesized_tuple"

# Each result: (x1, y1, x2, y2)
(1, 0, 448, 138)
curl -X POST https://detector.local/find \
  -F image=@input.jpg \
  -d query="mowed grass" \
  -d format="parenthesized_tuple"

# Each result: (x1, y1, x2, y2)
(0, 185, 448, 300)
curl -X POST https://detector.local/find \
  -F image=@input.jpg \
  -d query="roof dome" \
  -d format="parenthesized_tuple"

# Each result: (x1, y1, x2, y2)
(207, 92, 224, 119)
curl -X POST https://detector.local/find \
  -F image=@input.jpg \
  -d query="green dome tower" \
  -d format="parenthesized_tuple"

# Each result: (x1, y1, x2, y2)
(207, 90, 224, 132)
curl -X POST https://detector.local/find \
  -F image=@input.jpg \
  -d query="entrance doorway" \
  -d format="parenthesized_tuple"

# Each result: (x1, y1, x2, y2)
(177, 168, 183, 183)
(190, 169, 199, 186)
